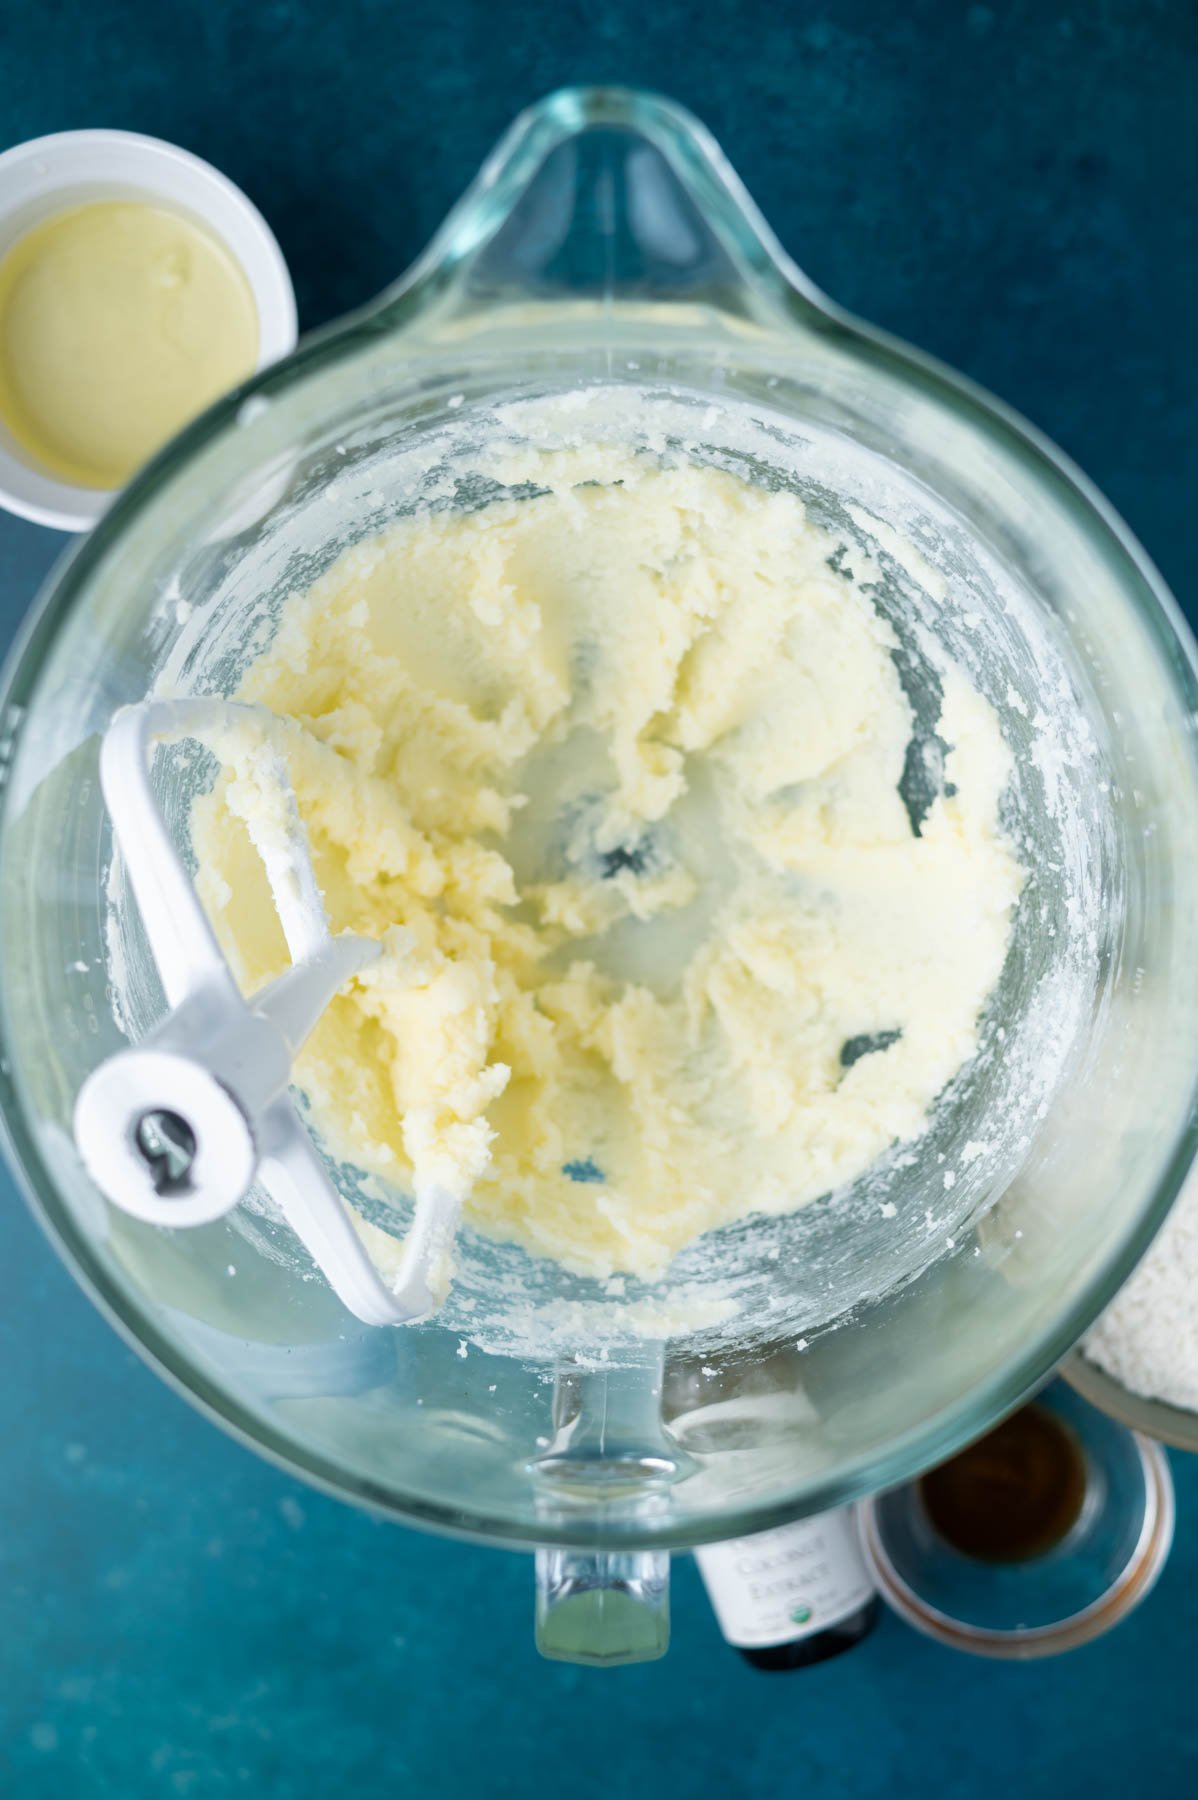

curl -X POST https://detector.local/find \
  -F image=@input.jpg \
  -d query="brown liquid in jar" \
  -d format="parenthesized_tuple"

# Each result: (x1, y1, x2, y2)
(918, 1403, 1087, 1563)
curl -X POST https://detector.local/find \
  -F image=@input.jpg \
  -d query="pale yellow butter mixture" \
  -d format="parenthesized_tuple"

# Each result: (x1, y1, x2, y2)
(192, 454, 1023, 1282)
(0, 201, 259, 489)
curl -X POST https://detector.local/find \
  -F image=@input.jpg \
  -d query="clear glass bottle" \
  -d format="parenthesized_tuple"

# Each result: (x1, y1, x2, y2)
(696, 1508, 880, 1670)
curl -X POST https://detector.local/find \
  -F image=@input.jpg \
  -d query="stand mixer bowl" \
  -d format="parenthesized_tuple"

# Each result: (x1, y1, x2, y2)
(2, 88, 1197, 1664)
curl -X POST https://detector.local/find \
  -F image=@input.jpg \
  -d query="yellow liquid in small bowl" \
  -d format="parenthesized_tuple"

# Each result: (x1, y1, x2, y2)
(0, 199, 260, 490)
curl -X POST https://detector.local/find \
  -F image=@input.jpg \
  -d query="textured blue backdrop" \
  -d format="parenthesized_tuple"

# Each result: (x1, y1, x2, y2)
(1, 2, 1196, 1795)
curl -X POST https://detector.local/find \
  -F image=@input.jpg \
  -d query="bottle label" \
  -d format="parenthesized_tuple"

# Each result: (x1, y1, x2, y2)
(695, 1511, 875, 1649)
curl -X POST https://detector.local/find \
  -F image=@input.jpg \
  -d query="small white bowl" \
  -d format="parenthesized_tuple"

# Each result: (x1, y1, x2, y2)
(0, 129, 298, 532)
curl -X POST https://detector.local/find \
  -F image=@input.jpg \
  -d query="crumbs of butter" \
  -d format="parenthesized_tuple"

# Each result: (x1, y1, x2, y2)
(193, 457, 1023, 1283)
(0, 199, 259, 489)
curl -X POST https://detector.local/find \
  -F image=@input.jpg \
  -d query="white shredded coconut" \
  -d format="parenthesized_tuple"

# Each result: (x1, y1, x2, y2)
(1084, 1167, 1198, 1413)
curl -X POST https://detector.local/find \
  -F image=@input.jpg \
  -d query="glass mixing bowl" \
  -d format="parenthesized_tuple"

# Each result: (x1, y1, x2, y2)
(1, 88, 1197, 1663)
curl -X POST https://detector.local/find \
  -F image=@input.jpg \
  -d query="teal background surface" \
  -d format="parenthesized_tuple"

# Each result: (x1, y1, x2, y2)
(0, 1, 1196, 1794)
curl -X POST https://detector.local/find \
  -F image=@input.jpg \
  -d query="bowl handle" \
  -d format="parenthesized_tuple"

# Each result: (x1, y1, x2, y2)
(530, 1350, 692, 1665)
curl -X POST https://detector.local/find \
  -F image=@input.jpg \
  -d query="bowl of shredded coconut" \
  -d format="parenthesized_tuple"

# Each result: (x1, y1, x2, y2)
(1067, 1162, 1198, 1451)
